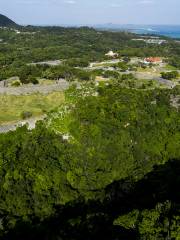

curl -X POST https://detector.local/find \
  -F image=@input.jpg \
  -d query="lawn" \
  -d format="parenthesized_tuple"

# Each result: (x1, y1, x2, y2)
(38, 78, 56, 85)
(0, 91, 65, 124)
(165, 65, 178, 71)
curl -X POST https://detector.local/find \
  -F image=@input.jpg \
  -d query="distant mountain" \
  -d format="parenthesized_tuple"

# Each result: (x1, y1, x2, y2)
(0, 14, 18, 27)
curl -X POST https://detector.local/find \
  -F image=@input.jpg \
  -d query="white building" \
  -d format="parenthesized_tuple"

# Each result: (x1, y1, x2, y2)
(105, 51, 119, 58)
(132, 38, 166, 45)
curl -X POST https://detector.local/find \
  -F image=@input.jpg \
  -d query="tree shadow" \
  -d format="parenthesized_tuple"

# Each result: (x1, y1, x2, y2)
(2, 159, 180, 240)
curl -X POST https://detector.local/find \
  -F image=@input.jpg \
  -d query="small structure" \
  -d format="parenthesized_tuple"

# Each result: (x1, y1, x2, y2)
(62, 134, 70, 141)
(132, 38, 166, 45)
(144, 57, 162, 64)
(14, 29, 21, 34)
(146, 39, 166, 45)
(29, 60, 62, 66)
(105, 51, 119, 58)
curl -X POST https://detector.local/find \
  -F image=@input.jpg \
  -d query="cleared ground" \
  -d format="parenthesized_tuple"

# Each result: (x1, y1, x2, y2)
(0, 91, 65, 124)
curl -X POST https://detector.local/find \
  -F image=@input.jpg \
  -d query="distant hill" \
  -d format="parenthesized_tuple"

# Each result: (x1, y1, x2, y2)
(0, 14, 18, 27)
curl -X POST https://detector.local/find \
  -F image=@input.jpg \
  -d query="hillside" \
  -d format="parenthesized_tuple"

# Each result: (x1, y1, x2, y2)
(0, 25, 180, 239)
(0, 14, 18, 27)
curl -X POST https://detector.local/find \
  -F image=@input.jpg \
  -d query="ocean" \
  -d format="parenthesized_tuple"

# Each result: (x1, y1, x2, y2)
(94, 24, 180, 39)
(129, 25, 180, 39)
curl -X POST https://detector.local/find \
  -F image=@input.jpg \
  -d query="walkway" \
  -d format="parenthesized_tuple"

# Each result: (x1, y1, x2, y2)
(0, 116, 46, 134)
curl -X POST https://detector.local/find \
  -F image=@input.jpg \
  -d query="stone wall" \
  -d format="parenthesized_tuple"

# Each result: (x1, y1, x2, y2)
(0, 80, 69, 95)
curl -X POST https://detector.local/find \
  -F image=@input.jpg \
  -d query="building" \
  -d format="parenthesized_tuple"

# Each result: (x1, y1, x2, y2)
(144, 57, 162, 64)
(146, 39, 166, 45)
(132, 38, 166, 45)
(105, 51, 119, 58)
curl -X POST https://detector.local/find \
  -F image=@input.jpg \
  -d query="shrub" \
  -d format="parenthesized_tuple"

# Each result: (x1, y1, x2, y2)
(21, 111, 33, 119)
(28, 76, 39, 85)
(11, 80, 21, 87)
(161, 71, 179, 80)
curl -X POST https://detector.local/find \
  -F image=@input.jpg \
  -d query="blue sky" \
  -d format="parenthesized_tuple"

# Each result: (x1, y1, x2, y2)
(0, 0, 180, 25)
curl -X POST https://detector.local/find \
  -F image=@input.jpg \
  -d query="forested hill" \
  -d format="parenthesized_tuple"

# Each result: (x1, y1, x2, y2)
(0, 83, 179, 239)
(0, 14, 18, 27)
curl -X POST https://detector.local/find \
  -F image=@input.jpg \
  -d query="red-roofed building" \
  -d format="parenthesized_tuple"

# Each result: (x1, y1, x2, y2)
(144, 57, 162, 64)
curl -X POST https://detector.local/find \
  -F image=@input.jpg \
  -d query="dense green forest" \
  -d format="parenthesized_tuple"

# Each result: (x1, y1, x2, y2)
(0, 23, 180, 239)
(0, 26, 180, 82)
(0, 82, 179, 239)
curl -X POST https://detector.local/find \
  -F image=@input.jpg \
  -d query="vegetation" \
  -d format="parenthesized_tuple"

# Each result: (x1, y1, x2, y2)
(0, 14, 18, 27)
(0, 22, 180, 239)
(20, 111, 33, 119)
(0, 92, 64, 124)
(0, 26, 179, 83)
(0, 82, 179, 239)
(168, 56, 180, 69)
(161, 71, 179, 80)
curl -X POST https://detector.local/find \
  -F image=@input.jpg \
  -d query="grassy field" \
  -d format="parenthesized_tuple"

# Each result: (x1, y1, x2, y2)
(0, 91, 65, 124)
(38, 79, 56, 85)
(165, 65, 178, 71)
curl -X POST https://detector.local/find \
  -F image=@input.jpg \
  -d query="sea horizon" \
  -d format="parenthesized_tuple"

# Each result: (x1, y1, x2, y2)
(128, 25, 180, 39)
(31, 23, 180, 39)
(92, 24, 180, 39)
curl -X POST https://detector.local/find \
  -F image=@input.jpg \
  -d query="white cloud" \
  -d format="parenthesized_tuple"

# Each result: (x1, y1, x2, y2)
(138, 0, 154, 4)
(64, 0, 76, 4)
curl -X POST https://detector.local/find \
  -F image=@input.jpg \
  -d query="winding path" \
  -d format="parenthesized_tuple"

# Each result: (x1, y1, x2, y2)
(0, 116, 46, 134)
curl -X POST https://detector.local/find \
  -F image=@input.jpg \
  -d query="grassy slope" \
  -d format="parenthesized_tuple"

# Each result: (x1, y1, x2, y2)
(0, 91, 64, 124)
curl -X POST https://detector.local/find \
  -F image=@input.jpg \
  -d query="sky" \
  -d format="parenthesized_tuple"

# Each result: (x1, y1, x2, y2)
(0, 0, 180, 26)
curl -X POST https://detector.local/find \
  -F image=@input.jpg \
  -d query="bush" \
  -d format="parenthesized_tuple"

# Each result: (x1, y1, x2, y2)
(103, 70, 120, 79)
(121, 73, 135, 80)
(11, 80, 21, 87)
(65, 58, 89, 67)
(161, 71, 179, 80)
(21, 111, 33, 119)
(28, 76, 39, 85)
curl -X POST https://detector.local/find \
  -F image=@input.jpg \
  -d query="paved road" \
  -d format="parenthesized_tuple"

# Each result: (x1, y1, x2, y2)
(0, 80, 69, 95)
